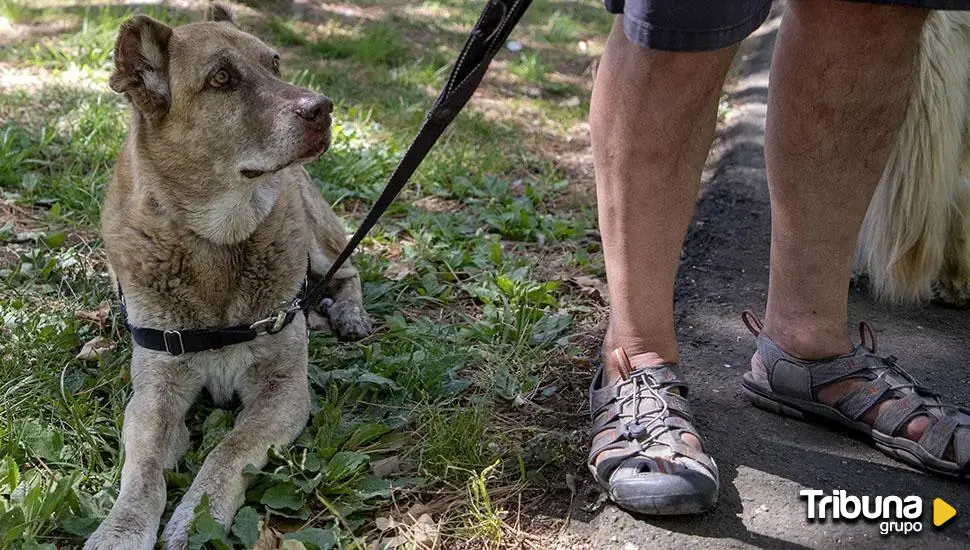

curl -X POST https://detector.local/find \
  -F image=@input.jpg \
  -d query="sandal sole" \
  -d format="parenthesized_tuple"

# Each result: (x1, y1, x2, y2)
(589, 467, 720, 516)
(614, 497, 717, 516)
(741, 374, 967, 478)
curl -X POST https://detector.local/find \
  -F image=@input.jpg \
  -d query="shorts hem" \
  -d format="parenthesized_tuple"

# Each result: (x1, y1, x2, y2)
(619, 0, 773, 52)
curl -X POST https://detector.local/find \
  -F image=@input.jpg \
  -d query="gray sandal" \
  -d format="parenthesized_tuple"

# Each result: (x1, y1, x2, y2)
(741, 310, 970, 477)
(588, 348, 719, 515)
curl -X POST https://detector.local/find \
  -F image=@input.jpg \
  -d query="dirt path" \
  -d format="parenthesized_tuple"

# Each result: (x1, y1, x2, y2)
(565, 7, 970, 549)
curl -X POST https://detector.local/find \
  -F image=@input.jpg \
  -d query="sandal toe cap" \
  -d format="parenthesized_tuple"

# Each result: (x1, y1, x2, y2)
(608, 459, 719, 515)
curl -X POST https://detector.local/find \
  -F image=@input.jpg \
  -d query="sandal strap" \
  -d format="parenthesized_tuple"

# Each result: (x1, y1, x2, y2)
(919, 414, 960, 459)
(672, 442, 717, 477)
(873, 392, 925, 435)
(809, 354, 882, 387)
(955, 428, 970, 469)
(833, 376, 894, 420)
(588, 440, 642, 484)
(590, 433, 717, 485)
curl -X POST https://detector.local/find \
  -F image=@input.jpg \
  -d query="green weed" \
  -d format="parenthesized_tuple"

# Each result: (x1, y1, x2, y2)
(509, 52, 550, 84)
(458, 460, 506, 544)
(419, 406, 496, 482)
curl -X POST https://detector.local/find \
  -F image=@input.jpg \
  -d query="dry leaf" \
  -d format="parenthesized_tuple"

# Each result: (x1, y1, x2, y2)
(412, 514, 438, 545)
(76, 336, 116, 361)
(405, 503, 431, 522)
(560, 96, 581, 108)
(417, 514, 434, 525)
(571, 276, 608, 303)
(375, 516, 396, 532)
(413, 196, 460, 213)
(253, 527, 281, 550)
(383, 259, 413, 281)
(76, 301, 111, 329)
(383, 242, 403, 260)
(370, 456, 401, 477)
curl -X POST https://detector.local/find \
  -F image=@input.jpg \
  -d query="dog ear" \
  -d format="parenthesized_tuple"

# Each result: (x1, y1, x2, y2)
(109, 15, 174, 121)
(205, 3, 235, 24)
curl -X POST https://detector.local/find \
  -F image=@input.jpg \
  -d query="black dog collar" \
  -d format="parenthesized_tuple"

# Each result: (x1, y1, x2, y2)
(118, 277, 309, 356)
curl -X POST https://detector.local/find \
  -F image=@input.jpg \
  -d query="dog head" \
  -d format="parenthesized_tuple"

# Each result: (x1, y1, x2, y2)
(109, 4, 332, 190)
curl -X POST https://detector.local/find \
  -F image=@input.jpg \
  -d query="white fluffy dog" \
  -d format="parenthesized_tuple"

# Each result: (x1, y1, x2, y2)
(857, 11, 970, 308)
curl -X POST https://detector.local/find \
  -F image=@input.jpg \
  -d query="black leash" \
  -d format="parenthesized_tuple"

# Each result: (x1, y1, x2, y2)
(307, 0, 533, 308)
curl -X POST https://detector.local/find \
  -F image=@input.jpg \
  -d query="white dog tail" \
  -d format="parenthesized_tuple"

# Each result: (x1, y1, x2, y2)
(857, 12, 970, 304)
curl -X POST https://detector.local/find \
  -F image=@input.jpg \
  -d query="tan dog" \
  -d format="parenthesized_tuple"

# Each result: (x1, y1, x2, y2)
(85, 5, 371, 549)
(857, 10, 970, 308)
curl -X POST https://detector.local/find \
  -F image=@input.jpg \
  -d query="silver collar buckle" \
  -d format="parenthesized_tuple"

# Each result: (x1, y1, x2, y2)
(249, 299, 303, 335)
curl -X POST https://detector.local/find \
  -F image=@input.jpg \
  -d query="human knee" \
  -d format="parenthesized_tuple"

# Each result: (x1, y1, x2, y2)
(787, 0, 928, 39)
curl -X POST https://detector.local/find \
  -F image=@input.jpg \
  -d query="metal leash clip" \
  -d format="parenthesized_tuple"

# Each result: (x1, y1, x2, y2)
(250, 298, 303, 335)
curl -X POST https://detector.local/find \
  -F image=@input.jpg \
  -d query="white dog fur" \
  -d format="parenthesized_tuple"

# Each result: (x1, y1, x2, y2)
(857, 11, 970, 308)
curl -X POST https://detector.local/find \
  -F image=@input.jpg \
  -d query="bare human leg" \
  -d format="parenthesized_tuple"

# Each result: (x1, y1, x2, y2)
(592, 17, 737, 381)
(760, 0, 930, 439)
(587, 16, 737, 513)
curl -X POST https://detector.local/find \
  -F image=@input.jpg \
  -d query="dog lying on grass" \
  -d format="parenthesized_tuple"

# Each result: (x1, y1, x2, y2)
(85, 5, 371, 549)
(857, 10, 970, 308)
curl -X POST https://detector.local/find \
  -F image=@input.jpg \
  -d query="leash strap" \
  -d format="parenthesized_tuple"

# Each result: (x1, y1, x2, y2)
(308, 0, 532, 307)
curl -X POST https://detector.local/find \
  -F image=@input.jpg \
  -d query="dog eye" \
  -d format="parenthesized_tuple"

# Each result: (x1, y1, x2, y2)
(271, 56, 280, 75)
(209, 69, 231, 89)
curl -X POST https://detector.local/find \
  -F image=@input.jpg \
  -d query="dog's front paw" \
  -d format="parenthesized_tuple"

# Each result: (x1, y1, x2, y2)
(86, 517, 156, 550)
(160, 503, 194, 550)
(321, 298, 372, 340)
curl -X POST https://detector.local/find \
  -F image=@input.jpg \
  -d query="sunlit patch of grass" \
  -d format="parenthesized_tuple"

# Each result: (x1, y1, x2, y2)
(457, 460, 507, 544)
(1, 3, 190, 69)
(266, 18, 408, 65)
(539, 10, 586, 44)
(390, 61, 446, 88)
(0, 0, 28, 21)
(0, 87, 126, 226)
(523, 0, 613, 41)
(509, 52, 550, 84)
(352, 23, 408, 65)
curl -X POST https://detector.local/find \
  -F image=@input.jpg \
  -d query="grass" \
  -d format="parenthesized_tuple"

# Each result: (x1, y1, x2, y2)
(0, 0, 609, 548)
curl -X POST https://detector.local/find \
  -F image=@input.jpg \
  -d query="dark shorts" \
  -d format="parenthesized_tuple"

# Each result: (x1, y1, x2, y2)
(604, 0, 970, 52)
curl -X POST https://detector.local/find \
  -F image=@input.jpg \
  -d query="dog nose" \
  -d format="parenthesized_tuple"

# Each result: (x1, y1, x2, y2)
(295, 96, 333, 125)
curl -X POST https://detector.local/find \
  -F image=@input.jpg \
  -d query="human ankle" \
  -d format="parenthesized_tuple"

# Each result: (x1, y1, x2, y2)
(601, 335, 676, 385)
(761, 319, 853, 360)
